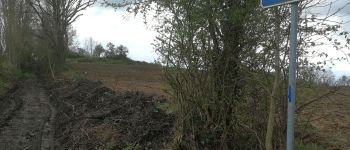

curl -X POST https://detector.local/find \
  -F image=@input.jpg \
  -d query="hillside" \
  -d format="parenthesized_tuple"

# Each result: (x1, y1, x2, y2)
(0, 59, 349, 149)
(66, 60, 168, 97)
(298, 87, 350, 149)
(68, 60, 350, 149)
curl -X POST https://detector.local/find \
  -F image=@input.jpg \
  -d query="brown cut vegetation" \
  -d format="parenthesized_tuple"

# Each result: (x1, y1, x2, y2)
(297, 86, 350, 149)
(45, 79, 174, 149)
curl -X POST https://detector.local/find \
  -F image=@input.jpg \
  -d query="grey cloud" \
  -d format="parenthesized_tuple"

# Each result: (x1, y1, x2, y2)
(309, 0, 350, 18)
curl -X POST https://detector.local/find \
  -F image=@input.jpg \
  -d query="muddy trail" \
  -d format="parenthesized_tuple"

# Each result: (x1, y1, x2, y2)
(0, 80, 55, 149)
(0, 79, 174, 150)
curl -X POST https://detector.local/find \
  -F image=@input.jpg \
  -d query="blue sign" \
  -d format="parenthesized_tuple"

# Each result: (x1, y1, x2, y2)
(261, 0, 300, 8)
(288, 85, 292, 103)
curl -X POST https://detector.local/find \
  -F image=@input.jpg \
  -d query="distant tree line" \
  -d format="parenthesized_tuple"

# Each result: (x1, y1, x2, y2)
(337, 75, 350, 86)
(69, 36, 129, 59)
(300, 67, 350, 86)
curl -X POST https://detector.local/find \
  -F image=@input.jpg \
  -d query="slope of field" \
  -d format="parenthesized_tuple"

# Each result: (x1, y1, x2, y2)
(67, 61, 168, 97)
(298, 87, 350, 149)
(67, 60, 350, 149)
(312, 88, 350, 149)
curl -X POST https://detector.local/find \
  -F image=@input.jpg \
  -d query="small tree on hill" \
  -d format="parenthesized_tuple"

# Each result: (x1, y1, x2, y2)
(77, 48, 89, 56)
(116, 44, 129, 57)
(93, 44, 105, 58)
(105, 42, 116, 58)
(105, 42, 129, 58)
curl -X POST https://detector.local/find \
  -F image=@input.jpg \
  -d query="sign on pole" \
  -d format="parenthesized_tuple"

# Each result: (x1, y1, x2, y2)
(261, 0, 300, 8)
(261, 0, 300, 150)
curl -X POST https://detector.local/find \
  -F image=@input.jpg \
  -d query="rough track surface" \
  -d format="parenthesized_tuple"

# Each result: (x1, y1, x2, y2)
(0, 80, 56, 150)
(46, 79, 174, 150)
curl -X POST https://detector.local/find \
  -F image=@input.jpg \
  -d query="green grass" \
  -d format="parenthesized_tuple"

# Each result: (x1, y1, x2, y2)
(65, 50, 87, 58)
(67, 56, 160, 66)
(61, 67, 86, 79)
(0, 77, 11, 90)
(0, 62, 21, 95)
(69, 57, 133, 64)
(123, 143, 140, 150)
(155, 101, 176, 114)
(296, 143, 323, 150)
(22, 72, 37, 79)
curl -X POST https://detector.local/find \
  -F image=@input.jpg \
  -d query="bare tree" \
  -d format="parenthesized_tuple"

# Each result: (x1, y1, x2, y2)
(67, 25, 79, 52)
(84, 37, 97, 56)
(0, 1, 4, 55)
(29, 0, 96, 75)
(0, 0, 34, 67)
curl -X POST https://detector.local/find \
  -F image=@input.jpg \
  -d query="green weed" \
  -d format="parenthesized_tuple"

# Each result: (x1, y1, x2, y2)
(296, 143, 323, 150)
(123, 143, 140, 150)
(62, 69, 85, 79)
(155, 101, 176, 114)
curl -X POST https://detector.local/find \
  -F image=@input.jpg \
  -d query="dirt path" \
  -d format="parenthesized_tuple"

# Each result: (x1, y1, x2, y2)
(0, 80, 56, 150)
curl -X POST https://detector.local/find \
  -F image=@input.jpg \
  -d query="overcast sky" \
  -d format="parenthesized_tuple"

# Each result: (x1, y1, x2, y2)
(72, 1, 350, 77)
(72, 5, 157, 63)
(307, 0, 350, 77)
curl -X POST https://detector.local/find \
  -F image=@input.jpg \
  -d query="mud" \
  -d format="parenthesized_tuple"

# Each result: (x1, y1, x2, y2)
(45, 79, 174, 150)
(0, 80, 56, 150)
(0, 79, 174, 150)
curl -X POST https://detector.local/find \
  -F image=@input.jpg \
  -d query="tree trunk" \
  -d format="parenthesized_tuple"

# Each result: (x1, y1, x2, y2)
(265, 8, 281, 150)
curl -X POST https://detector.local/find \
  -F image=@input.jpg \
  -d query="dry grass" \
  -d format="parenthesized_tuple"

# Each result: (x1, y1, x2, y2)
(297, 87, 350, 150)
(67, 61, 169, 97)
(86, 124, 119, 149)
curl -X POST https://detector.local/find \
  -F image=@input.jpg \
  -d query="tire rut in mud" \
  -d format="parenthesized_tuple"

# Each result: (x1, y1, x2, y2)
(0, 80, 55, 150)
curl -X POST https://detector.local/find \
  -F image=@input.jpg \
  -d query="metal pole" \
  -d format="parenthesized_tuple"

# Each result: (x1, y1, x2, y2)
(287, 2, 299, 150)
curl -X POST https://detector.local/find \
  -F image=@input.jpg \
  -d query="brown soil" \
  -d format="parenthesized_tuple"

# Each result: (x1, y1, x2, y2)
(0, 61, 174, 150)
(44, 79, 174, 149)
(0, 78, 174, 150)
(68, 62, 168, 97)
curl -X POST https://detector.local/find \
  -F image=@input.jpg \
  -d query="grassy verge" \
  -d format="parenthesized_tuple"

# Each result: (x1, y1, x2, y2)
(65, 58, 167, 97)
(0, 63, 21, 96)
(67, 57, 160, 66)
(296, 143, 323, 150)
(61, 67, 86, 80)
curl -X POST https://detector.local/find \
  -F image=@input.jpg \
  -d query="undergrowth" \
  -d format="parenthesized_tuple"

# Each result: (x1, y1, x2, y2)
(296, 143, 323, 150)
(67, 57, 160, 66)
(0, 62, 21, 95)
